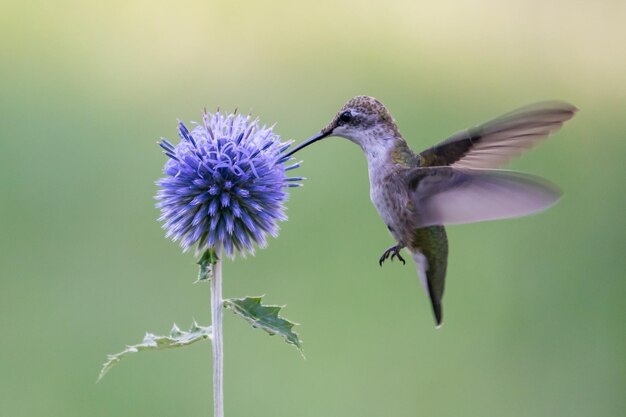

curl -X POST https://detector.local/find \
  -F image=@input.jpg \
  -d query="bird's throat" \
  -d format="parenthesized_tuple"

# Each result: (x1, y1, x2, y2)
(365, 140, 415, 185)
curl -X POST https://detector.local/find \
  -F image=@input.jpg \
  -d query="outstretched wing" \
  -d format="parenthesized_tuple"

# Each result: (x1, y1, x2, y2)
(418, 101, 577, 168)
(406, 167, 561, 227)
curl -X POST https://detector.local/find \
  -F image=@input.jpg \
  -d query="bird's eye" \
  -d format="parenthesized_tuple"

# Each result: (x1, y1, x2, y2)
(339, 111, 353, 123)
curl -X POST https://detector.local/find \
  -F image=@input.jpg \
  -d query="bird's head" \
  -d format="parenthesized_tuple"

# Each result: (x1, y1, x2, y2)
(285, 96, 403, 158)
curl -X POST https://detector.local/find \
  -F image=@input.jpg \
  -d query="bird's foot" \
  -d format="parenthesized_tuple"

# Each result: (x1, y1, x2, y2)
(379, 245, 406, 266)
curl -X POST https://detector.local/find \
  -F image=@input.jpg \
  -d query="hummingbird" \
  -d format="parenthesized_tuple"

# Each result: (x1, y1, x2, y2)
(284, 96, 577, 327)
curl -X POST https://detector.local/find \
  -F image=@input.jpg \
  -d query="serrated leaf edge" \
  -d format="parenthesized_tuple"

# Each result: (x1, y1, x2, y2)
(97, 321, 212, 382)
(224, 296, 304, 357)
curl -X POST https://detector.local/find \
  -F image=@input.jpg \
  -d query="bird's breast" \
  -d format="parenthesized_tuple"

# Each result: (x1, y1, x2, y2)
(369, 174, 417, 246)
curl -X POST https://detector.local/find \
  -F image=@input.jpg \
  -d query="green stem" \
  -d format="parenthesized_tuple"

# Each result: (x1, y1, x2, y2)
(210, 247, 224, 417)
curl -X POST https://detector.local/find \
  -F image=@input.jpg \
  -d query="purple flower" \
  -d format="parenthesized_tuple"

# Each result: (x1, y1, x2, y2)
(156, 111, 302, 257)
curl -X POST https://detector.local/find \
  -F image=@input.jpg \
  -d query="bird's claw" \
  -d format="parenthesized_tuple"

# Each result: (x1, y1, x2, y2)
(379, 245, 406, 266)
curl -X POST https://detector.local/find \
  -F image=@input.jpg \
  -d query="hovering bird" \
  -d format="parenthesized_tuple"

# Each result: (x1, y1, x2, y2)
(284, 96, 577, 327)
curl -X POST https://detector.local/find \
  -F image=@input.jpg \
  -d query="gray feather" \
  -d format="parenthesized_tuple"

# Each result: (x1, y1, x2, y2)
(407, 167, 562, 227)
(418, 101, 578, 168)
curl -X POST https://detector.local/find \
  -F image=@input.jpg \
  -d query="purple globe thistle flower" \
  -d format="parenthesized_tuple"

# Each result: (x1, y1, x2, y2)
(156, 111, 302, 257)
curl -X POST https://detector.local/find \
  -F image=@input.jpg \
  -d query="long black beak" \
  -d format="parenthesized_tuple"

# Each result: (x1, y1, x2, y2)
(283, 129, 332, 158)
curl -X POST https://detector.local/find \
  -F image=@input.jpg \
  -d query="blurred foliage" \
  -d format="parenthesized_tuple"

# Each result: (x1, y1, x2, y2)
(0, 0, 624, 416)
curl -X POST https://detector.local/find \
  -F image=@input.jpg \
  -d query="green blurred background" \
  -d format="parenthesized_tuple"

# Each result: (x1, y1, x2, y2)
(1, 1, 625, 416)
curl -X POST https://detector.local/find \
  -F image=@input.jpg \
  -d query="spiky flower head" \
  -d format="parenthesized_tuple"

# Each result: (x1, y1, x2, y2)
(156, 111, 302, 257)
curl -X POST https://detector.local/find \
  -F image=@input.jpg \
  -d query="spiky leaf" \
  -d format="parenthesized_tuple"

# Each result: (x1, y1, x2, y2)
(195, 248, 218, 283)
(224, 296, 303, 356)
(98, 321, 212, 382)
